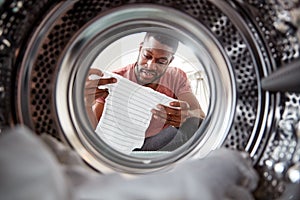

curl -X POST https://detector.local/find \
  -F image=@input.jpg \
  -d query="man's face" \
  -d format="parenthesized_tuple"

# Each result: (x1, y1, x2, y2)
(135, 36, 174, 85)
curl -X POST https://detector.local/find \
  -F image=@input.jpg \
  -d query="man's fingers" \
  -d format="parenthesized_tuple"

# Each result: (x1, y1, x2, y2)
(97, 77, 117, 86)
(157, 104, 181, 116)
(151, 103, 190, 127)
(88, 68, 103, 77)
(169, 101, 190, 110)
(151, 108, 182, 127)
(86, 68, 117, 87)
(84, 71, 115, 106)
(94, 89, 109, 100)
(85, 88, 109, 99)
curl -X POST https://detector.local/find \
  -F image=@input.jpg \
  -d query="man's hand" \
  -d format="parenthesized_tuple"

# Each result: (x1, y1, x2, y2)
(151, 100, 190, 127)
(84, 68, 117, 127)
(84, 68, 117, 107)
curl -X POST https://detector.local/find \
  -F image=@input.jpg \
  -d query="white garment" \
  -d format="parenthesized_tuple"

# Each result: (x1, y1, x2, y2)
(0, 126, 71, 200)
(95, 72, 176, 153)
(0, 126, 259, 200)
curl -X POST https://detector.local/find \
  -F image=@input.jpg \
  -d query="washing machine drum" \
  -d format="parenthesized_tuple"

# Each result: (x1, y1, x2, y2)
(0, 0, 299, 199)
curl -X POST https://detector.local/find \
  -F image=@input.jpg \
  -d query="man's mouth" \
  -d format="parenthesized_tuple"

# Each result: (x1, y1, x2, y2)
(140, 69, 156, 80)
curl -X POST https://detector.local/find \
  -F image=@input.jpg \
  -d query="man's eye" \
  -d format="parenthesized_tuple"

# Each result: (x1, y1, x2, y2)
(143, 54, 152, 59)
(157, 59, 168, 65)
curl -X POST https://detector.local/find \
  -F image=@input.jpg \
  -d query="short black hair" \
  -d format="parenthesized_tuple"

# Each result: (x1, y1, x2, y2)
(143, 32, 179, 53)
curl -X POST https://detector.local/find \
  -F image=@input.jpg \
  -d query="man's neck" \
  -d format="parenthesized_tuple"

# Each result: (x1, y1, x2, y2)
(144, 83, 159, 90)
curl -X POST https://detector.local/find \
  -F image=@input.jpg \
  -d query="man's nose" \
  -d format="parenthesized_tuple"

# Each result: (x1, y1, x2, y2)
(146, 59, 157, 69)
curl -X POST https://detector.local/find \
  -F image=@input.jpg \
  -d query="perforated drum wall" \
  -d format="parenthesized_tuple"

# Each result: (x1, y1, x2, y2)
(0, 0, 299, 199)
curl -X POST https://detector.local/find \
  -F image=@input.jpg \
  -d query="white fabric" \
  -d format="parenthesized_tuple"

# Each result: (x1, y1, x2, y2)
(0, 126, 71, 200)
(0, 126, 259, 200)
(95, 72, 176, 153)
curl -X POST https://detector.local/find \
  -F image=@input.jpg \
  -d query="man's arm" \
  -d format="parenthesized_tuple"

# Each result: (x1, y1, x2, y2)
(91, 102, 105, 128)
(177, 92, 206, 119)
(84, 68, 116, 129)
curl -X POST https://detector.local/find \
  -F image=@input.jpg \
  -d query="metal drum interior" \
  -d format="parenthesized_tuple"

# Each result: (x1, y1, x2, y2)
(0, 0, 299, 199)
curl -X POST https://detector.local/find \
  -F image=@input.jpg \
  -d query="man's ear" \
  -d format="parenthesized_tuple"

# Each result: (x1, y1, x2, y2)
(139, 42, 144, 52)
(169, 55, 174, 64)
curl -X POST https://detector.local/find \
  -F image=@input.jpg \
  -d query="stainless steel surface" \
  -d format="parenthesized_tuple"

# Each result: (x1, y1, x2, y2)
(50, 2, 235, 172)
(0, 0, 299, 199)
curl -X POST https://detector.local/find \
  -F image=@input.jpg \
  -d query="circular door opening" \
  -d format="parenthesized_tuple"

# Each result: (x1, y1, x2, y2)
(55, 5, 234, 173)
(2, 1, 299, 199)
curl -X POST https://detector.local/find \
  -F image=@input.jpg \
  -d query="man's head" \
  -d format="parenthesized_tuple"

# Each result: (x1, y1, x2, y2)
(135, 32, 179, 85)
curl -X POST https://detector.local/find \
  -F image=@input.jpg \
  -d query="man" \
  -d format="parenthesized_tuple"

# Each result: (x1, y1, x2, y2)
(85, 32, 206, 150)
